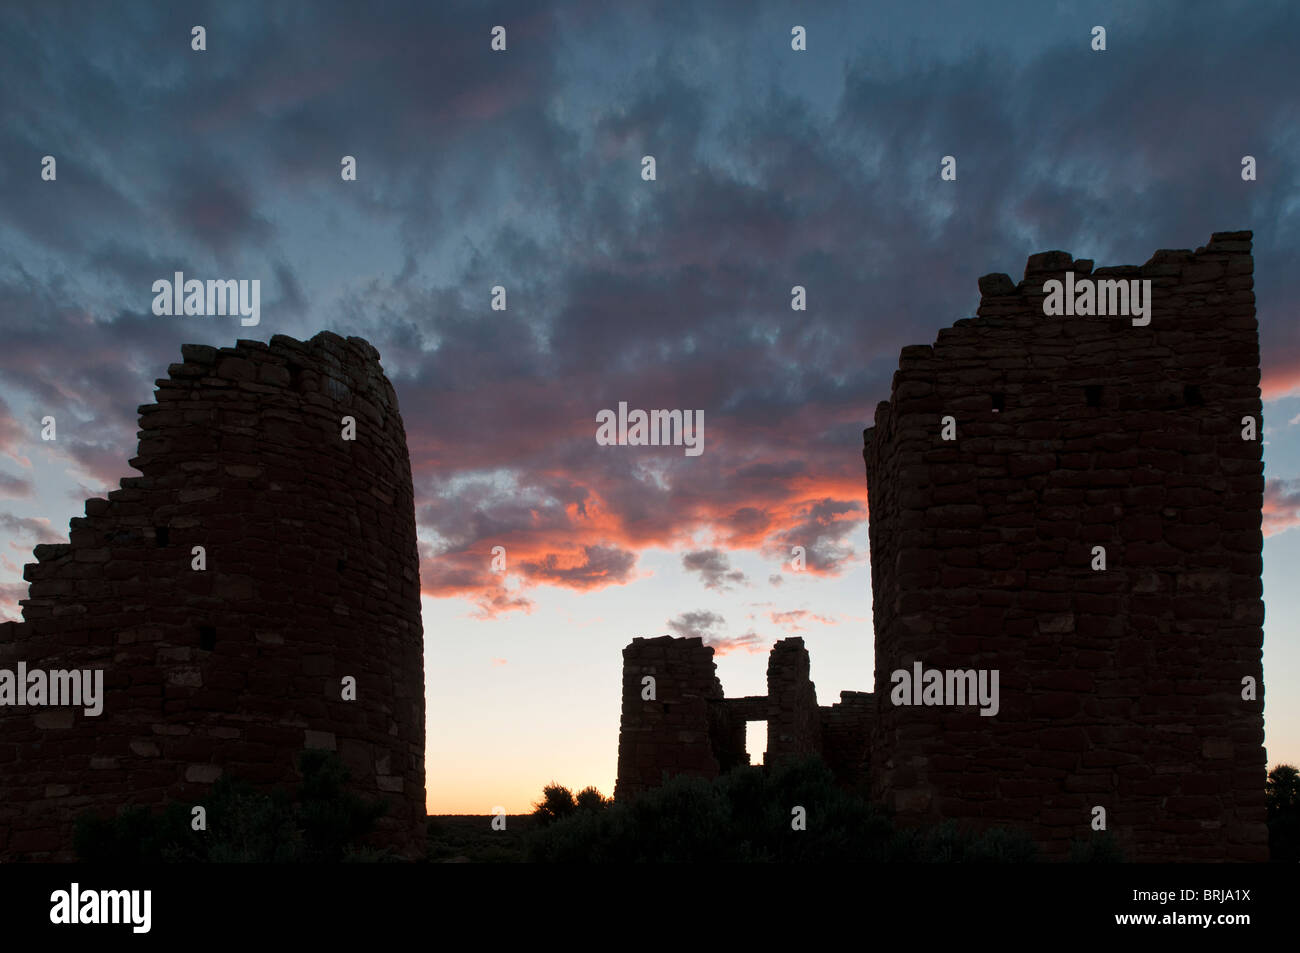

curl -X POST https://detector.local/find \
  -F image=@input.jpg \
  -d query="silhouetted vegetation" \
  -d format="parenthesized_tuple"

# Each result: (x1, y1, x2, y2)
(1267, 763, 1300, 862)
(527, 782, 612, 830)
(525, 759, 1042, 862)
(74, 749, 391, 862)
(1067, 832, 1125, 862)
(531, 782, 578, 826)
(574, 785, 609, 813)
(426, 814, 534, 863)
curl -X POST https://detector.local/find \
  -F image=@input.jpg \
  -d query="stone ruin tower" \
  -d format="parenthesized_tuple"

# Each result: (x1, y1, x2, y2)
(0, 331, 426, 860)
(614, 635, 873, 802)
(864, 230, 1266, 861)
(614, 230, 1268, 862)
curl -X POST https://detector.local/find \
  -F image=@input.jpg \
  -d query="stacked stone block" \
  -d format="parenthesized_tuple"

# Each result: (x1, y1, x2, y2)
(819, 691, 874, 791)
(764, 637, 822, 767)
(0, 331, 426, 860)
(614, 231, 1267, 863)
(613, 636, 726, 800)
(616, 636, 870, 795)
(863, 231, 1266, 861)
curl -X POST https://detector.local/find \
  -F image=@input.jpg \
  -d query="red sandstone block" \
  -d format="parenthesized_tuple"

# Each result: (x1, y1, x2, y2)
(1180, 773, 1228, 795)
(1030, 693, 1081, 718)
(999, 779, 1058, 798)
(221, 763, 285, 784)
(1008, 454, 1056, 478)
(1165, 796, 1221, 816)
(1063, 774, 1115, 794)
(9, 829, 62, 853)
(1032, 728, 1089, 751)
(1038, 808, 1083, 827)
(1225, 821, 1267, 843)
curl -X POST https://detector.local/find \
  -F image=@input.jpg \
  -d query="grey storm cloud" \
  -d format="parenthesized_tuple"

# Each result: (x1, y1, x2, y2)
(1, 0, 1298, 609)
(518, 544, 637, 588)
(666, 609, 765, 654)
(0, 472, 33, 498)
(770, 497, 868, 574)
(705, 630, 766, 656)
(1264, 478, 1300, 535)
(666, 610, 726, 640)
(0, 512, 63, 544)
(682, 548, 748, 591)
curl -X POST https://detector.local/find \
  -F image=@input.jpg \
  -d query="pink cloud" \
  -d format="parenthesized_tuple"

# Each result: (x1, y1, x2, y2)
(1263, 478, 1300, 536)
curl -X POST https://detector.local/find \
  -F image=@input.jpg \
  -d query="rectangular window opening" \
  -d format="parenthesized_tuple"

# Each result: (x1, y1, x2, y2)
(745, 721, 768, 767)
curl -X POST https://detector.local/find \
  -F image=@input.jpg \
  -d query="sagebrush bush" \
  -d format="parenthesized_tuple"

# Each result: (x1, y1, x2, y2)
(74, 750, 390, 863)
(525, 758, 1038, 863)
(1267, 764, 1300, 863)
(1067, 832, 1125, 863)
(531, 783, 578, 826)
(574, 786, 608, 812)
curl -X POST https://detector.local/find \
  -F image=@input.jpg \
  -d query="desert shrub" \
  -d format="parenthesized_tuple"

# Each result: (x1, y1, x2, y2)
(531, 783, 577, 826)
(574, 786, 609, 813)
(74, 750, 388, 862)
(294, 748, 390, 862)
(1267, 764, 1300, 862)
(526, 757, 1035, 863)
(903, 820, 1041, 863)
(1067, 832, 1125, 863)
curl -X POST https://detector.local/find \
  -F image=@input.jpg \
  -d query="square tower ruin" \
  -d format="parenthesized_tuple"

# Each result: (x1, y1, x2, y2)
(863, 230, 1266, 861)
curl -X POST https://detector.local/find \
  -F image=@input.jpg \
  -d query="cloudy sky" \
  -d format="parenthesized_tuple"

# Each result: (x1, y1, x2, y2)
(1, 0, 1298, 813)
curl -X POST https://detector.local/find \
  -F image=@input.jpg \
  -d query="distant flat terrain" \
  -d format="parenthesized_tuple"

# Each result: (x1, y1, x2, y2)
(426, 815, 539, 863)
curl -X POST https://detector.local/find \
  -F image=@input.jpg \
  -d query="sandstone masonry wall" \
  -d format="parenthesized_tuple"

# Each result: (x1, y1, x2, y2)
(615, 636, 869, 798)
(819, 691, 874, 792)
(614, 636, 726, 800)
(764, 638, 821, 768)
(614, 231, 1267, 863)
(0, 331, 426, 860)
(863, 230, 1266, 861)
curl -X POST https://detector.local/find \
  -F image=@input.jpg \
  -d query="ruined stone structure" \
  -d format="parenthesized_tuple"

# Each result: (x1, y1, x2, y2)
(613, 635, 873, 801)
(0, 331, 426, 860)
(615, 230, 1267, 862)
